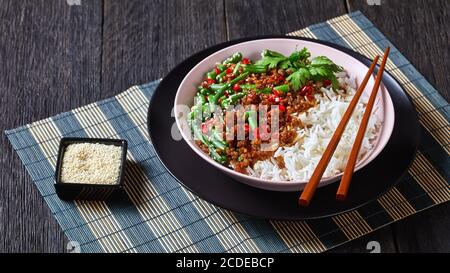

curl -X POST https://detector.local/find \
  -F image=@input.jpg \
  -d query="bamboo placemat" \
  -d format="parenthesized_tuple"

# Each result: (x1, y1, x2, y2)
(6, 11, 449, 253)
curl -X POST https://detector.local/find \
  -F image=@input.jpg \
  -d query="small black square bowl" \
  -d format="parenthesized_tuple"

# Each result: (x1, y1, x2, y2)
(54, 137, 128, 201)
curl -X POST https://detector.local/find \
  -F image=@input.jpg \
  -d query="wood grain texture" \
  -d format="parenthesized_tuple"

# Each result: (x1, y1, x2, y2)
(394, 203, 450, 252)
(329, 225, 397, 253)
(225, 0, 348, 39)
(348, 0, 450, 253)
(0, 0, 103, 252)
(348, 0, 450, 101)
(101, 0, 226, 94)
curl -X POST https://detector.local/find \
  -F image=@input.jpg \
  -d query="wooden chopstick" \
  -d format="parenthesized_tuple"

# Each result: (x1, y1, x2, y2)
(298, 54, 381, 207)
(336, 47, 391, 201)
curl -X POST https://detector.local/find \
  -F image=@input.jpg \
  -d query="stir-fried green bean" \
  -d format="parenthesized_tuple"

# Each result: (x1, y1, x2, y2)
(229, 72, 249, 85)
(210, 72, 249, 107)
(198, 88, 211, 96)
(209, 145, 227, 163)
(216, 70, 227, 83)
(209, 84, 225, 92)
(244, 64, 267, 73)
(210, 130, 227, 150)
(273, 84, 290, 93)
(207, 70, 217, 80)
(245, 111, 258, 129)
(240, 84, 256, 90)
(223, 52, 242, 65)
(232, 62, 242, 76)
(195, 93, 206, 106)
(256, 87, 272, 94)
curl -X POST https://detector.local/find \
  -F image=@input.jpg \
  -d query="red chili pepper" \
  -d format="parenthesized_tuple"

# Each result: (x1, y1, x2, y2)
(244, 124, 250, 134)
(279, 105, 286, 112)
(214, 67, 220, 75)
(207, 78, 216, 85)
(300, 85, 313, 96)
(323, 79, 332, 86)
(201, 123, 208, 134)
(233, 84, 241, 92)
(272, 89, 281, 96)
(242, 58, 250, 65)
(268, 94, 278, 103)
(253, 128, 259, 139)
(226, 67, 233, 74)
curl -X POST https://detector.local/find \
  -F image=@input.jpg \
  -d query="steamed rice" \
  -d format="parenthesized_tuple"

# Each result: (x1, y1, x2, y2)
(247, 71, 381, 181)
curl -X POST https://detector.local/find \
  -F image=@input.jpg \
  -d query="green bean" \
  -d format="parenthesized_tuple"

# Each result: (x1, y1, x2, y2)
(198, 88, 211, 96)
(207, 70, 217, 80)
(229, 72, 249, 85)
(195, 93, 206, 106)
(211, 139, 227, 150)
(189, 106, 197, 120)
(216, 70, 227, 83)
(228, 92, 247, 104)
(192, 124, 209, 146)
(232, 62, 242, 76)
(244, 64, 267, 73)
(273, 84, 290, 93)
(256, 87, 272, 94)
(246, 111, 258, 129)
(211, 72, 249, 106)
(209, 84, 225, 92)
(216, 64, 226, 71)
(221, 99, 230, 109)
(209, 145, 227, 164)
(212, 129, 225, 142)
(210, 129, 227, 150)
(240, 84, 257, 90)
(223, 52, 242, 65)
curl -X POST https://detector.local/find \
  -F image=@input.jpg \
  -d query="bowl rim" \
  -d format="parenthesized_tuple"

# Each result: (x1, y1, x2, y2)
(173, 37, 395, 190)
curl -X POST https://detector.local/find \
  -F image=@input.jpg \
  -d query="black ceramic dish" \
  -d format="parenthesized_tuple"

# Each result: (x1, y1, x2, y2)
(54, 137, 128, 200)
(147, 36, 420, 220)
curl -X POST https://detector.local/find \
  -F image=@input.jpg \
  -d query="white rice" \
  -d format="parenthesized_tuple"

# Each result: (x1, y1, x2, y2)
(247, 71, 381, 181)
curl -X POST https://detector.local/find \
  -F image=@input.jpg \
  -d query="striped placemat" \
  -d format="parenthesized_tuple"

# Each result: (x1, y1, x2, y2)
(6, 11, 449, 253)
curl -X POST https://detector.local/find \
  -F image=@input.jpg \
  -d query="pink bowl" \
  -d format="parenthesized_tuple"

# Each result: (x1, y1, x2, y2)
(174, 38, 395, 191)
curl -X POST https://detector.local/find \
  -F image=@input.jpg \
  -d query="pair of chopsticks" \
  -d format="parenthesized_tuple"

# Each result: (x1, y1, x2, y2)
(298, 47, 390, 207)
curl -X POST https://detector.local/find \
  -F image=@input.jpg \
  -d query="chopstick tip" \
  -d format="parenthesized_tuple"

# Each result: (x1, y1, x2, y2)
(298, 198, 310, 207)
(336, 194, 346, 202)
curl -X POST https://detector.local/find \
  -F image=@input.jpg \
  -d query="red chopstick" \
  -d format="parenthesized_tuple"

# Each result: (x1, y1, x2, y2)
(298, 55, 381, 207)
(336, 47, 391, 201)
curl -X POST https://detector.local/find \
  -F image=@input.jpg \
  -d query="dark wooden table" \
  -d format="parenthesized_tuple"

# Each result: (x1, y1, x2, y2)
(1, 0, 449, 253)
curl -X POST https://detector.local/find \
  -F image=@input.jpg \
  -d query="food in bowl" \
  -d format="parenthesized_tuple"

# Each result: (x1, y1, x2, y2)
(187, 48, 380, 182)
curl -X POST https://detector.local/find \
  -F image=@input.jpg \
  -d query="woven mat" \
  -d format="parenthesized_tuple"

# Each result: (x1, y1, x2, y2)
(6, 11, 450, 253)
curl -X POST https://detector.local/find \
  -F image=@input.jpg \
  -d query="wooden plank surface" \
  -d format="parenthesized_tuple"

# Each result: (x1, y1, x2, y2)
(101, 0, 227, 94)
(348, 0, 450, 101)
(225, 0, 348, 38)
(348, 0, 450, 253)
(0, 0, 103, 252)
(0, 0, 448, 253)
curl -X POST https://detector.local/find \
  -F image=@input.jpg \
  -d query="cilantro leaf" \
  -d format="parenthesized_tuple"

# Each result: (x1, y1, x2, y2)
(255, 50, 287, 69)
(286, 68, 311, 90)
(310, 56, 343, 72)
(288, 47, 310, 63)
(255, 57, 286, 69)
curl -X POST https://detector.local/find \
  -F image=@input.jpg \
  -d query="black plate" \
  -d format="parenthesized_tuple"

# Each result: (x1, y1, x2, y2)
(147, 36, 419, 220)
